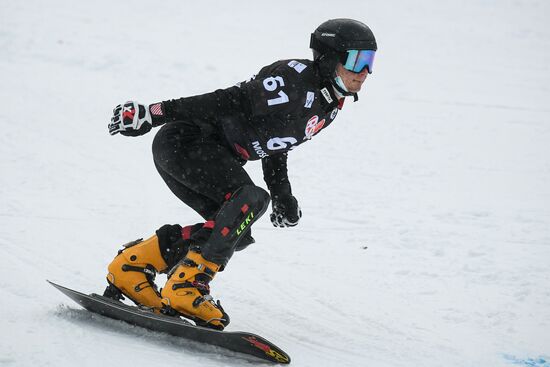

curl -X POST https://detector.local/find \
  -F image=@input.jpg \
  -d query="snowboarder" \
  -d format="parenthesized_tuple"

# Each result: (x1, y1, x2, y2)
(105, 18, 377, 330)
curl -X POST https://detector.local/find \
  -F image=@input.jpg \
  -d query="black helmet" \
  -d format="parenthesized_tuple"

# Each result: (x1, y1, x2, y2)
(310, 19, 377, 99)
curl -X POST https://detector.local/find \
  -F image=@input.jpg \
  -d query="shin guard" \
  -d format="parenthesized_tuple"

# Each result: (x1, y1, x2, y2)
(200, 185, 270, 266)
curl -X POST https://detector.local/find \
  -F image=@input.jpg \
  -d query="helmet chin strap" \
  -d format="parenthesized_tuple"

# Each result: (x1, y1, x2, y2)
(332, 72, 359, 102)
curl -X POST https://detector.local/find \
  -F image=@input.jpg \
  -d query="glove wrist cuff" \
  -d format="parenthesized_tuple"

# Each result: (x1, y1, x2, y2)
(269, 183, 292, 199)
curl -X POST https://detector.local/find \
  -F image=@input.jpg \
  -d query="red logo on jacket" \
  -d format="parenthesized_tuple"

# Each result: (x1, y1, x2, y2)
(305, 115, 325, 139)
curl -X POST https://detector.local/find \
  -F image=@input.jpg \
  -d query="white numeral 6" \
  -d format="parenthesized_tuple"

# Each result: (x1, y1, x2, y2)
(267, 137, 298, 150)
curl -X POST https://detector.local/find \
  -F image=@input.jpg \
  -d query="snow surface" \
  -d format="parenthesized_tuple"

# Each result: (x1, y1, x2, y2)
(1, 0, 549, 366)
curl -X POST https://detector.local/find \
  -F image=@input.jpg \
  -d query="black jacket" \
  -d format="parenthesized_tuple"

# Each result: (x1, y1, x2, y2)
(154, 59, 344, 195)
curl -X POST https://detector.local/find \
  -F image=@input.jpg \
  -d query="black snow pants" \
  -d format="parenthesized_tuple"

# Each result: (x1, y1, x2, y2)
(152, 120, 270, 267)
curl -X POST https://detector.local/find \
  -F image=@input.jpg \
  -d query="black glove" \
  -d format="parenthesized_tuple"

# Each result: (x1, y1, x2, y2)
(108, 101, 152, 137)
(270, 194, 302, 228)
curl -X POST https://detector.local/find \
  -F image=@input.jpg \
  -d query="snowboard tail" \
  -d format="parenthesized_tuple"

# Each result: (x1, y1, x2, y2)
(48, 280, 290, 364)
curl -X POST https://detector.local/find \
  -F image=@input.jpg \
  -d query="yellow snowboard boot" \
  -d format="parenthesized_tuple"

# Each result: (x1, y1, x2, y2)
(105, 236, 168, 311)
(161, 250, 229, 330)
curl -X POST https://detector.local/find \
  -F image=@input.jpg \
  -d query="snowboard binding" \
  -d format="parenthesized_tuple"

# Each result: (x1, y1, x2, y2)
(103, 282, 125, 301)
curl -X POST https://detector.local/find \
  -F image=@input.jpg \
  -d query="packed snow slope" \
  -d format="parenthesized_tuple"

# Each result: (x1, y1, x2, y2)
(1, 1, 549, 366)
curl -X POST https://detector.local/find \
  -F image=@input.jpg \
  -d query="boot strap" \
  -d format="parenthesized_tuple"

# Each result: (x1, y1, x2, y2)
(172, 280, 210, 293)
(182, 258, 217, 278)
(117, 238, 144, 254)
(197, 264, 216, 277)
(121, 264, 156, 278)
(120, 264, 160, 296)
(192, 294, 214, 308)
(123, 238, 144, 248)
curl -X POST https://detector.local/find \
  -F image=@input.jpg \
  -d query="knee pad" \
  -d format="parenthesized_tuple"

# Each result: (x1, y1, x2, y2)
(200, 185, 270, 266)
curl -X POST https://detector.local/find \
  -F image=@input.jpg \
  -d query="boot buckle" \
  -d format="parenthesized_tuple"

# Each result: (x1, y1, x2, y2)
(197, 264, 216, 277)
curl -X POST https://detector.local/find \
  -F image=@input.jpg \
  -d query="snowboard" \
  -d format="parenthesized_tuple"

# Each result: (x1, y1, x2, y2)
(48, 280, 290, 364)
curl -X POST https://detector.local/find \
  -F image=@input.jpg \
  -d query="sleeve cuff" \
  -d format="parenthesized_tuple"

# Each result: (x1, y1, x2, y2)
(149, 102, 167, 126)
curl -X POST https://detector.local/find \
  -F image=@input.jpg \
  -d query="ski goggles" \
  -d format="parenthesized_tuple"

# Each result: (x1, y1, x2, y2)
(342, 49, 376, 74)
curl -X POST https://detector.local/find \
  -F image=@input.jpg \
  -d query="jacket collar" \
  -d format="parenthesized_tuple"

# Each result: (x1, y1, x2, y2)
(319, 81, 340, 111)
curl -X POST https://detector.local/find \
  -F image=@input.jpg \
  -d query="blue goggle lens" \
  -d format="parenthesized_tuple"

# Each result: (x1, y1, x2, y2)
(343, 50, 376, 74)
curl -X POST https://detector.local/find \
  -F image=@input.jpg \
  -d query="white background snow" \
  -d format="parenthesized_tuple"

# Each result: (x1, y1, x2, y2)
(1, 0, 549, 366)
